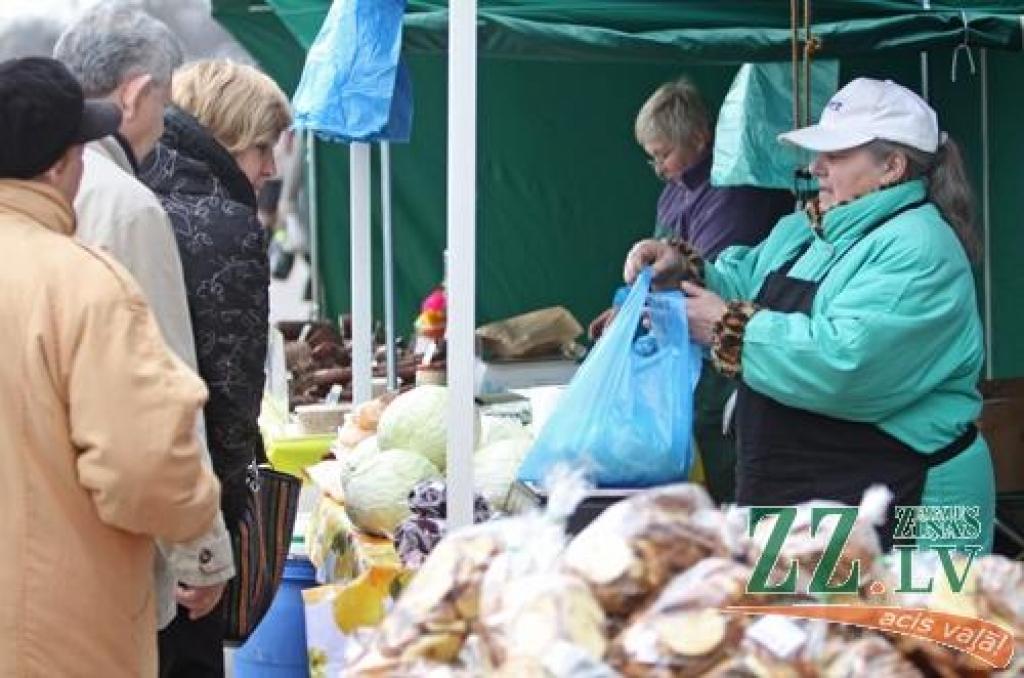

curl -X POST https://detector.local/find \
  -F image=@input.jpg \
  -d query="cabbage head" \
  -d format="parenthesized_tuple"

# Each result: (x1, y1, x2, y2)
(343, 449, 440, 537)
(338, 435, 378, 485)
(478, 415, 532, 449)
(376, 385, 480, 471)
(473, 437, 533, 512)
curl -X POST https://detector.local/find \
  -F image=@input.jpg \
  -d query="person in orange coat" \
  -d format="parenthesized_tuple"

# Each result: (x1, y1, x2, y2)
(0, 57, 221, 678)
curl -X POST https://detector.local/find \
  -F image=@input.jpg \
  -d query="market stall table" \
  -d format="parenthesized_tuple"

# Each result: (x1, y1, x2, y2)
(259, 395, 335, 478)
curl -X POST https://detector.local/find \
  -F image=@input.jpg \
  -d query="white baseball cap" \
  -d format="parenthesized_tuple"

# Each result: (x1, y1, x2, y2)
(778, 78, 941, 154)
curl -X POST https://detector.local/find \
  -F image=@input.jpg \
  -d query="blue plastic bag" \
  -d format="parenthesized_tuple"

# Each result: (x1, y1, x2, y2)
(518, 269, 702, 487)
(291, 0, 413, 143)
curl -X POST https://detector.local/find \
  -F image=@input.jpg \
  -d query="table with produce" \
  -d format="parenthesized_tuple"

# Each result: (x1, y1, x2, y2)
(292, 381, 535, 672)
(268, 282, 1023, 677)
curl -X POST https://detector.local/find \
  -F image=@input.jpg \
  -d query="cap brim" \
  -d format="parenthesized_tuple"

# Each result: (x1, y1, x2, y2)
(777, 124, 875, 153)
(74, 100, 121, 144)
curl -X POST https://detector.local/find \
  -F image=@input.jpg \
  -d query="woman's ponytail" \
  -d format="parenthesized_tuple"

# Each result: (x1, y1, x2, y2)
(869, 137, 981, 262)
(928, 137, 981, 262)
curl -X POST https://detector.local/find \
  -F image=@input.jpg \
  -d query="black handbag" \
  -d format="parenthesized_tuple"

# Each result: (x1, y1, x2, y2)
(222, 463, 301, 643)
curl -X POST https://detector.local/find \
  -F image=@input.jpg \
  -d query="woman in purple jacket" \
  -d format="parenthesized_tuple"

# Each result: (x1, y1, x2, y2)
(591, 77, 794, 503)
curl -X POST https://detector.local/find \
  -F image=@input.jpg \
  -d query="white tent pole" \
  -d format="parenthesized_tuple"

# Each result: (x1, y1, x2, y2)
(381, 142, 398, 390)
(446, 0, 477, 530)
(306, 131, 321, 320)
(350, 143, 374, 404)
(981, 48, 993, 379)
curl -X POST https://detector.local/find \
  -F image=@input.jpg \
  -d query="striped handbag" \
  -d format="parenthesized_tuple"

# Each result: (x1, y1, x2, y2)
(223, 463, 301, 643)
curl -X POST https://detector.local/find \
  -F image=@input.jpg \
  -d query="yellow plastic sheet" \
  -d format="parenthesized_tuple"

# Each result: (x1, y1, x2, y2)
(259, 396, 335, 478)
(306, 495, 401, 583)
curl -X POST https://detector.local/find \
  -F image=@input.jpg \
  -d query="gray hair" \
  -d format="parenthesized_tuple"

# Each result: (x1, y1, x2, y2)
(635, 77, 711, 151)
(865, 138, 981, 262)
(53, 2, 184, 98)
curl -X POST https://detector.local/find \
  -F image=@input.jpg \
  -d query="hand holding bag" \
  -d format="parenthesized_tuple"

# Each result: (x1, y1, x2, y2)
(518, 268, 702, 487)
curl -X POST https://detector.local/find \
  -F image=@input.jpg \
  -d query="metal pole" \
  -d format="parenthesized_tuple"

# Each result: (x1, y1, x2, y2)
(305, 130, 321, 320)
(350, 143, 374, 404)
(920, 53, 930, 100)
(381, 142, 398, 390)
(981, 48, 994, 379)
(446, 0, 477, 530)
(920, 1, 931, 101)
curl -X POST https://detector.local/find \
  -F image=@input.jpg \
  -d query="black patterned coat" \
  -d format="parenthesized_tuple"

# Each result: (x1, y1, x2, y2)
(141, 106, 269, 527)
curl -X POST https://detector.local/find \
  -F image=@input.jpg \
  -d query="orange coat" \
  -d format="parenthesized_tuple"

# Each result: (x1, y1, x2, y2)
(0, 180, 221, 677)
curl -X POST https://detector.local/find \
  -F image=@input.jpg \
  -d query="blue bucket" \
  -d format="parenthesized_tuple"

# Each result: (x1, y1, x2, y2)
(234, 557, 318, 677)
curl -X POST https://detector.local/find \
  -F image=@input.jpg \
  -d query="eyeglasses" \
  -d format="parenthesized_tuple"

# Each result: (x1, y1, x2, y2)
(646, 148, 678, 172)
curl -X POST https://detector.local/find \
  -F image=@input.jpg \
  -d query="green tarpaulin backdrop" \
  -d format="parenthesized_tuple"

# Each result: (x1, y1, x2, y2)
(212, 1, 1024, 377)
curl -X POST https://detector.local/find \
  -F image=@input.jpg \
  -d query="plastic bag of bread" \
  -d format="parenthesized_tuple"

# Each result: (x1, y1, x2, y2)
(335, 413, 375, 452)
(609, 558, 766, 677)
(975, 556, 1024, 677)
(702, 631, 919, 678)
(820, 635, 923, 677)
(474, 466, 613, 673)
(974, 555, 1024, 634)
(890, 553, 1023, 677)
(488, 646, 619, 678)
(344, 657, 476, 678)
(346, 528, 504, 675)
(353, 391, 399, 432)
(481, 573, 608, 671)
(348, 465, 591, 676)
(562, 484, 732, 618)
(746, 486, 892, 599)
(334, 393, 399, 454)
(702, 616, 866, 678)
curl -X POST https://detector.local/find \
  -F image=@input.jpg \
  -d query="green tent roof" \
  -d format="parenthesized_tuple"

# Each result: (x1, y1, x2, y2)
(219, 0, 1024, 64)
(209, 1, 1024, 378)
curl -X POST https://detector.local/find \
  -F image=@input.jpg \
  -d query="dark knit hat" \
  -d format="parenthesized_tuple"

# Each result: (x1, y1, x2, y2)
(0, 57, 121, 179)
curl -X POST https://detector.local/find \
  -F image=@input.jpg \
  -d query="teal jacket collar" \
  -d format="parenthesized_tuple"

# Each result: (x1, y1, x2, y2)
(818, 179, 928, 244)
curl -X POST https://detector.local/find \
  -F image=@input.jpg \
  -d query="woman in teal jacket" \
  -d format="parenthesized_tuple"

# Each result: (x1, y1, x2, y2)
(625, 78, 994, 550)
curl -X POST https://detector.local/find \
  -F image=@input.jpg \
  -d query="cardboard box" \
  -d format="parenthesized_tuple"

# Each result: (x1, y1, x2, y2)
(978, 378, 1024, 494)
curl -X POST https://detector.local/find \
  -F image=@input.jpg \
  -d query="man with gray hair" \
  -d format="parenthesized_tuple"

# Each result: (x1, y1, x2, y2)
(55, 0, 235, 650)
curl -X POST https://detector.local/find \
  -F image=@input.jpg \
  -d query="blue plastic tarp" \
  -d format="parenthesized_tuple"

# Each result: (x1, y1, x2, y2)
(291, 0, 413, 143)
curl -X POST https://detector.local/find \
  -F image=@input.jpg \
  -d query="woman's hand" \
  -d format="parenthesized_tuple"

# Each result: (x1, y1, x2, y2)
(682, 281, 727, 346)
(587, 306, 618, 341)
(623, 239, 686, 289)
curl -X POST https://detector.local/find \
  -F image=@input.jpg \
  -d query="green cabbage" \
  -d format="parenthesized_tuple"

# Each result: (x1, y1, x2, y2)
(473, 437, 533, 512)
(342, 449, 440, 537)
(339, 435, 378, 484)
(376, 385, 480, 471)
(478, 415, 532, 449)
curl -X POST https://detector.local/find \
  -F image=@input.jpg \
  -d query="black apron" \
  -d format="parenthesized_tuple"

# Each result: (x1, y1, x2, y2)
(734, 199, 977, 548)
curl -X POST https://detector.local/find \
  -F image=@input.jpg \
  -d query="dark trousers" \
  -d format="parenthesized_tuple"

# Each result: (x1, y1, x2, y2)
(693, 361, 738, 504)
(158, 601, 226, 678)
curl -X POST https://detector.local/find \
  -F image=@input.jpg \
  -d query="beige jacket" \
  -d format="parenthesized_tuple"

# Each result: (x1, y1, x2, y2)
(0, 180, 221, 677)
(76, 137, 235, 628)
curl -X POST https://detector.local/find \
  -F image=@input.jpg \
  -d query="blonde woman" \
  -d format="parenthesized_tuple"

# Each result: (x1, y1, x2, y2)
(140, 59, 291, 677)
